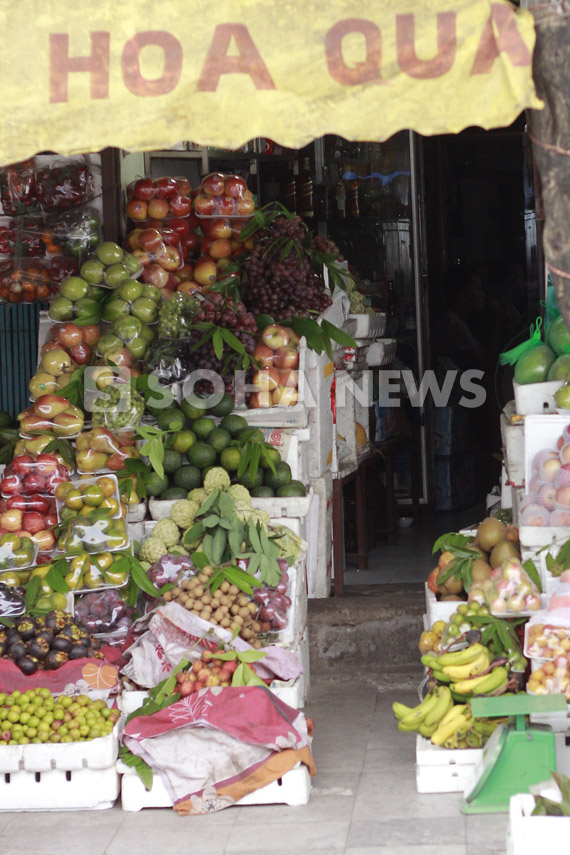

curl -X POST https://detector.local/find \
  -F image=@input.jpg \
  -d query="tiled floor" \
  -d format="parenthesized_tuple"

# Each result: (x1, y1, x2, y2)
(0, 682, 509, 855)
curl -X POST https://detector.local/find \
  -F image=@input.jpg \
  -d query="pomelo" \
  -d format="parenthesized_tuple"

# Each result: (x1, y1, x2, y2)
(514, 344, 555, 385)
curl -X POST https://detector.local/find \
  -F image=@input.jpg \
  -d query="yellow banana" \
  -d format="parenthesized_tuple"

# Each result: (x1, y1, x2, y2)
(465, 730, 484, 749)
(452, 668, 501, 695)
(471, 666, 509, 696)
(437, 643, 489, 668)
(399, 691, 440, 728)
(438, 703, 468, 728)
(418, 720, 439, 737)
(431, 712, 471, 746)
(441, 651, 490, 681)
(392, 701, 416, 721)
(423, 686, 453, 728)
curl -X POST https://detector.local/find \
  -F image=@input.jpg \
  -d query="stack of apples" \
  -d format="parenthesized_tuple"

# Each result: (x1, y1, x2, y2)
(0, 494, 58, 554)
(75, 427, 139, 473)
(250, 324, 301, 408)
(101, 277, 162, 325)
(126, 176, 193, 221)
(12, 436, 72, 474)
(521, 428, 570, 527)
(40, 322, 101, 366)
(18, 394, 84, 438)
(0, 263, 53, 303)
(0, 454, 70, 498)
(194, 173, 255, 219)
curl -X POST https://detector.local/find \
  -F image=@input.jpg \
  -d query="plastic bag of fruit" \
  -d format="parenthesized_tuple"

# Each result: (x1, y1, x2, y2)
(0, 217, 15, 255)
(125, 224, 183, 274)
(76, 241, 143, 292)
(250, 324, 301, 408)
(74, 588, 133, 634)
(55, 475, 121, 523)
(0, 494, 58, 554)
(1, 454, 70, 498)
(0, 261, 53, 303)
(48, 275, 105, 324)
(35, 158, 95, 212)
(0, 581, 26, 617)
(126, 175, 193, 220)
(75, 427, 139, 474)
(57, 516, 129, 555)
(63, 551, 131, 593)
(527, 654, 570, 699)
(88, 382, 146, 432)
(0, 532, 38, 572)
(482, 558, 542, 616)
(18, 397, 84, 438)
(0, 159, 37, 215)
(194, 173, 255, 218)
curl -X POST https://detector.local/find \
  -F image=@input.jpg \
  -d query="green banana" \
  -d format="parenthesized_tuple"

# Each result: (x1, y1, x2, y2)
(392, 701, 416, 720)
(431, 712, 471, 746)
(423, 686, 453, 728)
(471, 666, 509, 696)
(418, 720, 439, 737)
(441, 651, 490, 681)
(465, 730, 483, 749)
(472, 718, 502, 736)
(436, 643, 488, 668)
(398, 718, 422, 732)
(431, 669, 451, 684)
(400, 691, 440, 728)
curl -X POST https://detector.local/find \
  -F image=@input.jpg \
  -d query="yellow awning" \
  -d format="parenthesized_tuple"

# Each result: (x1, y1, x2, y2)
(0, 0, 542, 165)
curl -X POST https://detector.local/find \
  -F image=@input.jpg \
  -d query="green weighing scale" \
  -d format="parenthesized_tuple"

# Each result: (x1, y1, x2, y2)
(460, 693, 568, 814)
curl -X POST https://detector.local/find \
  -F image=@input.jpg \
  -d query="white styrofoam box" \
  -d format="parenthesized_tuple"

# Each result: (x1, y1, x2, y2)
(501, 463, 513, 509)
(345, 313, 386, 340)
(150, 489, 313, 530)
(425, 583, 461, 625)
(523, 413, 570, 488)
(262, 426, 310, 482)
(0, 766, 120, 812)
(306, 349, 335, 478)
(415, 735, 482, 793)
(0, 721, 121, 773)
(320, 271, 351, 329)
(119, 761, 311, 812)
(537, 548, 563, 598)
(507, 793, 570, 855)
(306, 471, 332, 598)
(269, 676, 306, 709)
(127, 502, 147, 523)
(366, 338, 397, 367)
(501, 403, 525, 487)
(514, 379, 564, 416)
(118, 690, 149, 717)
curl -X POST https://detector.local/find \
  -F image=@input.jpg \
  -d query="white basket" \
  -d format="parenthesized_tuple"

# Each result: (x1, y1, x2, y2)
(0, 721, 121, 773)
(366, 338, 397, 367)
(513, 379, 564, 416)
(507, 793, 570, 855)
(0, 766, 119, 811)
(345, 313, 386, 340)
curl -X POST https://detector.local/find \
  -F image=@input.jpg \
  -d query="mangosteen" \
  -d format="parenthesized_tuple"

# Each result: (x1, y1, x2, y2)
(6, 629, 22, 646)
(68, 643, 88, 660)
(28, 637, 50, 659)
(57, 624, 74, 641)
(465, 629, 482, 645)
(16, 617, 35, 640)
(76, 631, 90, 646)
(45, 611, 66, 632)
(35, 629, 53, 646)
(8, 641, 26, 661)
(45, 649, 68, 670)
(52, 635, 71, 654)
(17, 655, 38, 675)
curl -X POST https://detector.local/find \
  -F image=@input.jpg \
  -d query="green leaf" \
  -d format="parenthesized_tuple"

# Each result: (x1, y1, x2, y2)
(42, 438, 75, 469)
(191, 552, 210, 570)
(140, 435, 165, 480)
(237, 445, 250, 480)
(130, 558, 160, 597)
(25, 574, 41, 609)
(212, 328, 224, 360)
(231, 661, 248, 687)
(432, 532, 470, 554)
(259, 444, 277, 475)
(221, 327, 246, 354)
(247, 553, 260, 577)
(247, 443, 261, 483)
(195, 491, 219, 517)
(183, 521, 205, 546)
(523, 559, 542, 593)
(134, 758, 154, 791)
(321, 318, 356, 349)
(45, 564, 69, 594)
(218, 492, 235, 519)
(201, 532, 213, 559)
(255, 314, 274, 331)
(248, 520, 262, 553)
(201, 514, 221, 529)
(211, 528, 227, 565)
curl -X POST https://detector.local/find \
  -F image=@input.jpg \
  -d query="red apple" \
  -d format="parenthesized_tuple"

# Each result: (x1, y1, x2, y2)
(194, 258, 218, 287)
(252, 368, 280, 391)
(147, 198, 170, 219)
(217, 195, 236, 216)
(22, 473, 46, 493)
(32, 529, 55, 551)
(168, 218, 191, 239)
(224, 175, 247, 198)
(175, 177, 192, 197)
(274, 346, 299, 370)
(132, 249, 151, 268)
(183, 233, 200, 254)
(202, 173, 225, 197)
(103, 347, 133, 368)
(67, 342, 92, 365)
(176, 280, 201, 297)
(209, 239, 232, 260)
(1, 474, 21, 495)
(55, 323, 83, 348)
(272, 386, 298, 406)
(194, 194, 216, 216)
(253, 343, 275, 368)
(249, 391, 272, 408)
(139, 228, 164, 255)
(236, 196, 255, 216)
(160, 227, 179, 247)
(155, 245, 182, 271)
(169, 194, 192, 217)
(35, 454, 60, 474)
(125, 229, 143, 251)
(200, 236, 213, 255)
(22, 512, 46, 534)
(261, 324, 290, 350)
(132, 177, 155, 201)
(155, 176, 178, 199)
(143, 263, 169, 289)
(206, 218, 232, 239)
(126, 199, 148, 221)
(44, 513, 58, 528)
(278, 368, 299, 388)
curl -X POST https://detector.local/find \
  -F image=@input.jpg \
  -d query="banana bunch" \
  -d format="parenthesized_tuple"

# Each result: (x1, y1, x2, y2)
(393, 685, 454, 737)
(422, 642, 510, 698)
(451, 665, 509, 696)
(430, 704, 502, 749)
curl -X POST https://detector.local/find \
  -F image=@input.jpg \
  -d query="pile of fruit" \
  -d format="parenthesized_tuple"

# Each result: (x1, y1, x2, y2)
(101, 277, 162, 325)
(74, 588, 133, 635)
(525, 623, 570, 659)
(521, 428, 570, 526)
(57, 516, 129, 555)
(527, 656, 570, 698)
(0, 532, 36, 571)
(175, 649, 238, 695)
(75, 427, 139, 473)
(0, 689, 119, 745)
(250, 324, 301, 408)
(126, 176, 192, 221)
(0, 495, 57, 553)
(55, 476, 121, 522)
(194, 173, 254, 219)
(0, 611, 100, 674)
(48, 275, 104, 324)
(61, 551, 130, 592)
(1, 454, 70, 498)
(29, 349, 83, 398)
(18, 395, 84, 438)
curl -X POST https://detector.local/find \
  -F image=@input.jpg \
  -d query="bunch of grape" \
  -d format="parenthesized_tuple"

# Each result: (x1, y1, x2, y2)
(312, 234, 344, 261)
(158, 292, 200, 339)
(193, 292, 258, 333)
(91, 383, 145, 430)
(243, 215, 333, 319)
(175, 329, 255, 394)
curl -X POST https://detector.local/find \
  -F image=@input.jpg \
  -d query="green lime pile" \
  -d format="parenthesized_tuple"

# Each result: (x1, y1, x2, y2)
(0, 689, 120, 745)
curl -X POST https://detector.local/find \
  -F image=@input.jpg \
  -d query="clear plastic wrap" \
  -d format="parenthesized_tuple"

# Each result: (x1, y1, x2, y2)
(126, 176, 193, 220)
(101, 276, 162, 325)
(0, 261, 54, 303)
(250, 325, 301, 408)
(483, 558, 542, 616)
(525, 623, 570, 659)
(1, 454, 70, 498)
(75, 427, 139, 473)
(18, 397, 84, 438)
(0, 494, 57, 554)
(0, 159, 37, 215)
(0, 533, 38, 571)
(89, 383, 146, 432)
(0, 581, 26, 617)
(55, 475, 121, 523)
(74, 588, 133, 634)
(56, 516, 129, 554)
(77, 242, 143, 292)
(48, 275, 105, 323)
(62, 550, 131, 593)
(125, 224, 183, 274)
(527, 654, 570, 699)
(194, 173, 255, 219)
(34, 160, 95, 212)
(0, 217, 15, 255)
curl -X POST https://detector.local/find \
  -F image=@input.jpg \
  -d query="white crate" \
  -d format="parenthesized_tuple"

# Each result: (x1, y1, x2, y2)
(514, 379, 564, 416)
(424, 583, 462, 625)
(306, 472, 333, 598)
(119, 760, 311, 811)
(149, 489, 313, 525)
(507, 793, 570, 855)
(501, 403, 525, 487)
(0, 722, 121, 773)
(345, 313, 386, 340)
(127, 502, 147, 523)
(261, 426, 310, 482)
(0, 766, 119, 811)
(415, 734, 483, 793)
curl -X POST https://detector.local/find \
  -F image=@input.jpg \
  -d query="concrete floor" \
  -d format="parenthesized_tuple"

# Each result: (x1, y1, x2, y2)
(0, 681, 509, 855)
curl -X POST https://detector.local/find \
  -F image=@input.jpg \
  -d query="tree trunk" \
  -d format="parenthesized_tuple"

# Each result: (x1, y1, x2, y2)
(527, 2, 570, 327)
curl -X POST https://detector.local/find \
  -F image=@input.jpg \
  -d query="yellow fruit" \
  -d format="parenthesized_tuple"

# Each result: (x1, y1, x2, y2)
(431, 620, 447, 638)
(419, 630, 438, 654)
(96, 477, 116, 498)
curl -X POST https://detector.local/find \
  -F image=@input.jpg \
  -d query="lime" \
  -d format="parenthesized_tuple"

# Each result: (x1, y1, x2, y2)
(276, 480, 307, 497)
(548, 315, 570, 355)
(180, 397, 209, 420)
(514, 344, 555, 385)
(162, 449, 183, 475)
(161, 487, 188, 500)
(207, 393, 235, 417)
(264, 461, 292, 491)
(192, 417, 216, 440)
(259, 445, 281, 469)
(220, 446, 241, 471)
(171, 430, 196, 454)
(173, 465, 202, 491)
(238, 469, 264, 489)
(143, 472, 170, 497)
(208, 427, 231, 453)
(81, 485, 104, 507)
(220, 414, 248, 437)
(35, 596, 53, 610)
(251, 485, 275, 498)
(237, 427, 265, 444)
(157, 408, 185, 432)
(64, 489, 84, 510)
(187, 442, 217, 469)
(50, 592, 69, 610)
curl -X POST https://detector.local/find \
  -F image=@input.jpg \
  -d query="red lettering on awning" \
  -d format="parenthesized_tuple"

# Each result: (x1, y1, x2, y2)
(396, 13, 456, 79)
(49, 32, 110, 103)
(122, 31, 183, 96)
(197, 24, 275, 92)
(324, 18, 386, 86)
(471, 3, 530, 74)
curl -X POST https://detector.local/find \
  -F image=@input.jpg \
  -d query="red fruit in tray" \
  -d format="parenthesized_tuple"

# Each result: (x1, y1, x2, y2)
(155, 177, 178, 200)
(44, 513, 58, 528)
(22, 512, 46, 534)
(194, 194, 216, 216)
(224, 176, 247, 198)
(161, 227, 179, 248)
(155, 245, 181, 271)
(55, 323, 83, 348)
(202, 173, 225, 197)
(33, 394, 69, 418)
(147, 198, 170, 219)
(217, 195, 236, 216)
(68, 342, 93, 365)
(206, 218, 232, 239)
(142, 263, 169, 288)
(126, 199, 148, 221)
(10, 455, 34, 475)
(209, 239, 232, 260)
(168, 218, 191, 239)
(139, 228, 164, 255)
(125, 229, 143, 252)
(1, 474, 22, 495)
(194, 257, 217, 287)
(34, 454, 59, 475)
(169, 194, 192, 217)
(236, 196, 255, 216)
(22, 473, 46, 493)
(105, 451, 128, 471)
(132, 178, 155, 201)
(175, 177, 191, 197)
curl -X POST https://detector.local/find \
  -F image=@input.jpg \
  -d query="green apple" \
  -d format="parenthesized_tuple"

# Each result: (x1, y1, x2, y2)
(104, 263, 130, 289)
(142, 284, 161, 303)
(118, 279, 143, 302)
(123, 251, 143, 277)
(60, 276, 89, 302)
(140, 325, 156, 344)
(49, 296, 73, 321)
(96, 241, 124, 266)
(131, 297, 158, 324)
(102, 298, 130, 322)
(74, 297, 101, 319)
(126, 337, 149, 360)
(80, 258, 105, 284)
(97, 333, 123, 354)
(113, 315, 143, 343)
